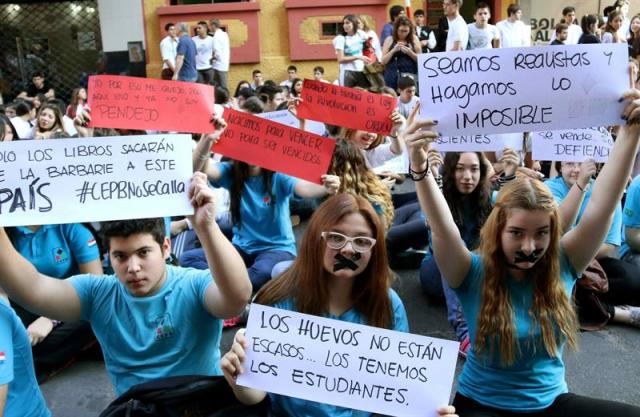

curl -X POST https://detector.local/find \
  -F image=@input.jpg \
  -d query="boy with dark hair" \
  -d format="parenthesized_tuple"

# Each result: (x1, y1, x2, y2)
(550, 6, 583, 44)
(381, 5, 406, 44)
(17, 72, 55, 102)
(0, 172, 252, 396)
(251, 69, 264, 91)
(313, 66, 329, 83)
(551, 23, 569, 45)
(396, 76, 419, 119)
(468, 2, 500, 49)
(497, 3, 530, 48)
(415, 9, 437, 53)
(280, 65, 298, 92)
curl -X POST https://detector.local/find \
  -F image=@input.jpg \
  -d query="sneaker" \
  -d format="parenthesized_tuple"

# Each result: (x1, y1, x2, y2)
(458, 335, 470, 359)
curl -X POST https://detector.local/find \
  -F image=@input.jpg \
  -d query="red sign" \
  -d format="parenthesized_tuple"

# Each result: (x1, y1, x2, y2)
(296, 79, 395, 135)
(87, 75, 215, 133)
(215, 108, 336, 184)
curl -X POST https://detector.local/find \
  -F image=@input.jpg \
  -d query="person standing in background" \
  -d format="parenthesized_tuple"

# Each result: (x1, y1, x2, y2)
(160, 23, 178, 80)
(211, 19, 230, 89)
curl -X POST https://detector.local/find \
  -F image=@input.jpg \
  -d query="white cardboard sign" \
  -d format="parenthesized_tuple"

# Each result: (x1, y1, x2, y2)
(259, 109, 327, 137)
(432, 133, 524, 152)
(531, 127, 613, 162)
(0, 134, 193, 226)
(418, 44, 629, 135)
(237, 304, 459, 417)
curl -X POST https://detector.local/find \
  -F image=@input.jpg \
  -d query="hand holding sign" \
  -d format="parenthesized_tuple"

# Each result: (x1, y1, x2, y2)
(297, 80, 396, 135)
(402, 119, 440, 170)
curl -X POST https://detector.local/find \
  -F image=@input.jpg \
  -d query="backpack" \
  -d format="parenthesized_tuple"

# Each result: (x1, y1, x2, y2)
(99, 375, 270, 417)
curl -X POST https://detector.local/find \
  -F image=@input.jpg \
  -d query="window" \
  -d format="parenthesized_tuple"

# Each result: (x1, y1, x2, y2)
(321, 21, 341, 38)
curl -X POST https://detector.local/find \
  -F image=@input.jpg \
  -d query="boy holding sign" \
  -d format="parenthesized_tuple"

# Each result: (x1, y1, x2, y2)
(0, 172, 252, 396)
(221, 194, 458, 417)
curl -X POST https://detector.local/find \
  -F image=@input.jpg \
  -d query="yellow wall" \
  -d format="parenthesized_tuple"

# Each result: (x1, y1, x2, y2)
(143, 0, 340, 91)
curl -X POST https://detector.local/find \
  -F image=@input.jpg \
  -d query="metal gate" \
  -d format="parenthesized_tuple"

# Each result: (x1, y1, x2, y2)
(0, 1, 103, 103)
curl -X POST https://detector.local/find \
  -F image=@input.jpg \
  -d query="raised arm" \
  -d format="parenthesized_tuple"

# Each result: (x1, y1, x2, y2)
(188, 173, 252, 318)
(404, 119, 472, 287)
(562, 91, 640, 273)
(556, 160, 596, 233)
(0, 229, 82, 321)
(192, 116, 226, 177)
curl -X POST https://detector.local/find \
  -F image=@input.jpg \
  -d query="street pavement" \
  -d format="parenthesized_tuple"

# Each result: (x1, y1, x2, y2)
(41, 182, 640, 415)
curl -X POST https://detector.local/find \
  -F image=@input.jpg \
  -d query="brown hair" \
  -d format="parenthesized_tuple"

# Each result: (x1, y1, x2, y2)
(255, 193, 395, 329)
(328, 139, 394, 229)
(475, 176, 579, 365)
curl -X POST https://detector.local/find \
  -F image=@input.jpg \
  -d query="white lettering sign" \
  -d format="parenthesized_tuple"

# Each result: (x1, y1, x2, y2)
(531, 127, 613, 162)
(237, 304, 459, 417)
(418, 44, 628, 135)
(0, 134, 193, 226)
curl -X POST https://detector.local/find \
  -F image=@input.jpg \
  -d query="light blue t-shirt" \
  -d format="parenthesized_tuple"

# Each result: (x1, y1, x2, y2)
(69, 266, 222, 395)
(454, 253, 578, 411)
(10, 223, 99, 278)
(621, 175, 640, 257)
(0, 299, 50, 417)
(267, 290, 409, 417)
(211, 162, 299, 255)
(545, 176, 622, 247)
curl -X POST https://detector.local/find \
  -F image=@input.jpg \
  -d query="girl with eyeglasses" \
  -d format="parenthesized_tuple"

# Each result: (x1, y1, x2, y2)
(221, 193, 458, 417)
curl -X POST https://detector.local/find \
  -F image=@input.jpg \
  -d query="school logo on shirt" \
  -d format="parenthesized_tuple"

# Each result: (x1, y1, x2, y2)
(0, 352, 5, 364)
(53, 247, 69, 264)
(154, 314, 175, 341)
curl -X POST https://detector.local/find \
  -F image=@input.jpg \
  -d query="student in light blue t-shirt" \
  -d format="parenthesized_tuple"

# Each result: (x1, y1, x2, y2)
(8, 223, 102, 380)
(0, 173, 252, 396)
(405, 100, 640, 416)
(545, 160, 640, 328)
(0, 292, 50, 417)
(220, 194, 457, 417)
(187, 100, 340, 291)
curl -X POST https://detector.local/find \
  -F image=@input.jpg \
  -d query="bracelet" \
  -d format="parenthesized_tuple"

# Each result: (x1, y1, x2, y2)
(198, 153, 210, 162)
(409, 163, 430, 181)
(576, 182, 586, 193)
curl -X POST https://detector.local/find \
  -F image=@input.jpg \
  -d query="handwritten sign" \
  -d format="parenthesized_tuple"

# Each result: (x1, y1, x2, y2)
(418, 44, 629, 135)
(432, 132, 523, 152)
(215, 108, 336, 184)
(88, 75, 215, 133)
(0, 135, 193, 227)
(532, 127, 613, 162)
(372, 154, 409, 175)
(297, 79, 395, 135)
(259, 109, 327, 137)
(237, 304, 459, 417)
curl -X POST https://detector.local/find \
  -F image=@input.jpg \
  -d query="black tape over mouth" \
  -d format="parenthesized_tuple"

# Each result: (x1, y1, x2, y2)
(513, 248, 544, 264)
(333, 253, 361, 272)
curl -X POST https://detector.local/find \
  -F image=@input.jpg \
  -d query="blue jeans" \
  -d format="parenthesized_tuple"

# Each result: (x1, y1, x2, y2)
(419, 255, 468, 342)
(179, 246, 295, 292)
